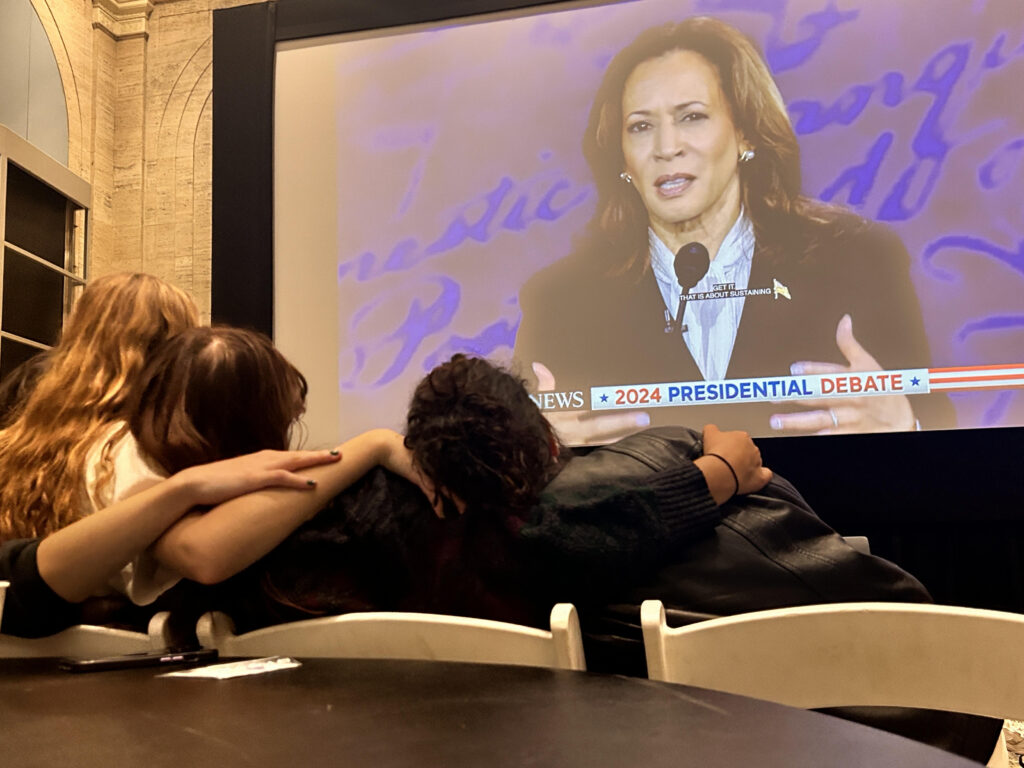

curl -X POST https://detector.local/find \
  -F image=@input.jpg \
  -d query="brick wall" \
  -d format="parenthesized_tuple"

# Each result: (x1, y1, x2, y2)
(29, 0, 265, 320)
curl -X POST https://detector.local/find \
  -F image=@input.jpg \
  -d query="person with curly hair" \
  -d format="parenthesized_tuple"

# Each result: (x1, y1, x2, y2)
(393, 353, 768, 621)
(376, 354, 997, 761)
(231, 352, 927, 646)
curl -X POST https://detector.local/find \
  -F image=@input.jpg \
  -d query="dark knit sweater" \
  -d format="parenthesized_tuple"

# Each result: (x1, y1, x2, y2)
(511, 454, 719, 605)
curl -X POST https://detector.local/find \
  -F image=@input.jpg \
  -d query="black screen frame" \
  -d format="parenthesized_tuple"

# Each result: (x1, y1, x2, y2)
(212, 0, 1024, 609)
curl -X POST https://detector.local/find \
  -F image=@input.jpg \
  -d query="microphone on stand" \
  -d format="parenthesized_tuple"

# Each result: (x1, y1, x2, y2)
(673, 242, 710, 334)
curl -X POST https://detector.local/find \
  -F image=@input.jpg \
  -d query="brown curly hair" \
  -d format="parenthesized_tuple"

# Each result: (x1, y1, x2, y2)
(404, 355, 559, 516)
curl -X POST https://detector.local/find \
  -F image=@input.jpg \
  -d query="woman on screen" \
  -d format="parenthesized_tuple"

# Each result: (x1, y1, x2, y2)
(513, 16, 952, 440)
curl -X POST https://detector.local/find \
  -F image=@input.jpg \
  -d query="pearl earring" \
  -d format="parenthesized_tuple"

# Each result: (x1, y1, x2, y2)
(738, 149, 755, 164)
(619, 171, 633, 184)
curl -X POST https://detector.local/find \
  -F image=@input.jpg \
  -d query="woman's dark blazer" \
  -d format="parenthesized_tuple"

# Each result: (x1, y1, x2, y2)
(513, 211, 954, 432)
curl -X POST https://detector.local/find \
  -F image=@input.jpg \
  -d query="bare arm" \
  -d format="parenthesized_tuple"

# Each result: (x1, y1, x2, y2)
(35, 449, 341, 602)
(151, 429, 424, 585)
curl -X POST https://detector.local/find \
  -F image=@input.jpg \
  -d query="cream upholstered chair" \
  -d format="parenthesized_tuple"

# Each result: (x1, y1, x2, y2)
(197, 604, 586, 670)
(641, 600, 1024, 767)
(0, 611, 172, 658)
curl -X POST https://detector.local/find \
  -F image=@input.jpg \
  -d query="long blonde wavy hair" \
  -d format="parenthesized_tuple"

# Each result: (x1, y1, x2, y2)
(0, 272, 199, 541)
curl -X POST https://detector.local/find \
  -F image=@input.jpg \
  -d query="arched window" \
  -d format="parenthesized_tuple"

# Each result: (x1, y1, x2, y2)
(0, 0, 69, 165)
(0, 1, 87, 383)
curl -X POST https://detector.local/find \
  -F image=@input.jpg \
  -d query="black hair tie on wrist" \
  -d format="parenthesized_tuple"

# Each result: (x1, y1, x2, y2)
(705, 452, 739, 498)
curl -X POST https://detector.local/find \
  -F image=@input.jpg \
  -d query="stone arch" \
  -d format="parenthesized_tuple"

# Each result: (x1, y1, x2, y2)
(22, 0, 83, 170)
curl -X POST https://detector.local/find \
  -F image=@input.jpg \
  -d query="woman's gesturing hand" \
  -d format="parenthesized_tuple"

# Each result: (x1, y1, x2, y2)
(533, 361, 650, 445)
(697, 423, 772, 504)
(174, 448, 343, 507)
(770, 314, 916, 435)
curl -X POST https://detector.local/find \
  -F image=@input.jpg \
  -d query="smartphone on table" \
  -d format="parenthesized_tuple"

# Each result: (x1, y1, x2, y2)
(59, 647, 218, 673)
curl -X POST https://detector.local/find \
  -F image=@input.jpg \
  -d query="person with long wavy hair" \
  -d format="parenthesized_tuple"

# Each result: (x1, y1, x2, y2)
(0, 273, 199, 545)
(0, 447, 341, 638)
(513, 16, 952, 443)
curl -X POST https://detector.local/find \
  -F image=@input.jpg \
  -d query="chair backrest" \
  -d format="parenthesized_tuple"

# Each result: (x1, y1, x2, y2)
(0, 611, 172, 658)
(197, 604, 586, 670)
(641, 599, 1024, 720)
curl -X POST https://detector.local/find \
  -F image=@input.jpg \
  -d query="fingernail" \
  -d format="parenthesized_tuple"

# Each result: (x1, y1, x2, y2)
(329, 449, 340, 456)
(769, 416, 782, 430)
(306, 479, 317, 487)
(790, 363, 804, 375)
(636, 412, 651, 427)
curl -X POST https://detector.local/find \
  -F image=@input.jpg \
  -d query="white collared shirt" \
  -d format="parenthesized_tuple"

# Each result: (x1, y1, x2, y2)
(649, 211, 756, 381)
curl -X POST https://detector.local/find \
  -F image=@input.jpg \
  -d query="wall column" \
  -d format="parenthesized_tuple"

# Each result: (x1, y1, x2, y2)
(29, 0, 267, 319)
(91, 0, 151, 275)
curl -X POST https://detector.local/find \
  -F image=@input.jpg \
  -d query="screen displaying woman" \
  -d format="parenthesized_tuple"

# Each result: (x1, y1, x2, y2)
(513, 17, 954, 441)
(273, 0, 1022, 446)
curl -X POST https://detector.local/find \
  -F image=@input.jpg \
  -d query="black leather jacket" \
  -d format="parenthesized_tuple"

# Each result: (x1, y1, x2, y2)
(551, 427, 931, 673)
(558, 428, 997, 761)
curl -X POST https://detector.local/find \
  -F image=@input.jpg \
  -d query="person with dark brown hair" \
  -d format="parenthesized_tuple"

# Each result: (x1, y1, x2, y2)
(62, 325, 309, 603)
(514, 16, 952, 442)
(109, 326, 431, 599)
(226, 353, 923, 654)
(127, 326, 309, 476)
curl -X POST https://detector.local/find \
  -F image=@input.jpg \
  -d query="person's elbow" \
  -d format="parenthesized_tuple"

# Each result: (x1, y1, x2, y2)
(156, 538, 238, 585)
(181, 558, 235, 586)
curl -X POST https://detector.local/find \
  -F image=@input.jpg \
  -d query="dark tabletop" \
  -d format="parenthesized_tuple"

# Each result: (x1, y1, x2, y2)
(0, 657, 979, 767)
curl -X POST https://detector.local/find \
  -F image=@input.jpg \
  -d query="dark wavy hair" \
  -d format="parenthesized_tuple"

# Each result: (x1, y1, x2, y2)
(404, 355, 559, 516)
(582, 16, 843, 277)
(124, 326, 307, 476)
